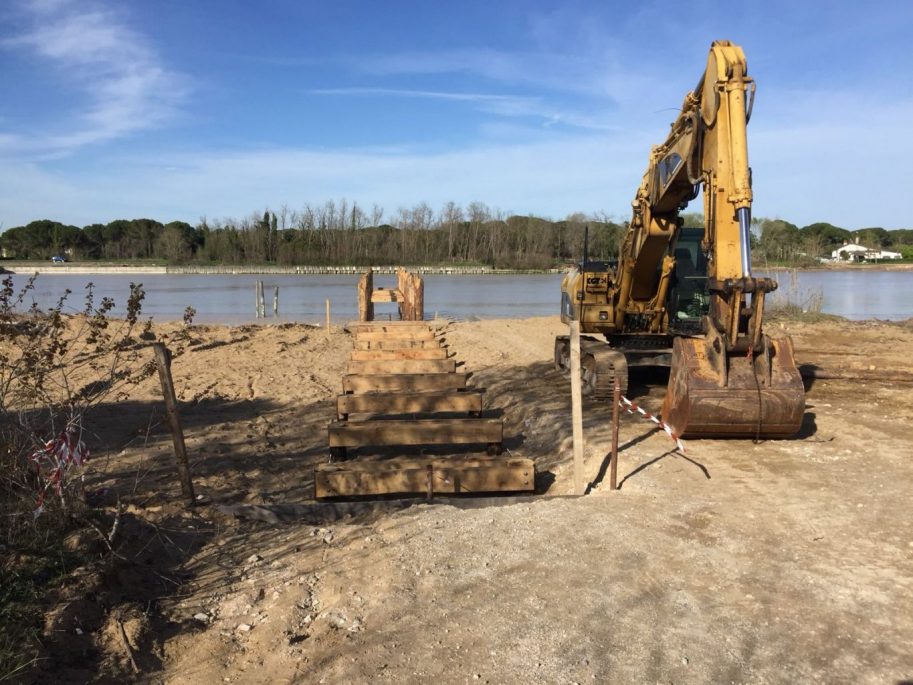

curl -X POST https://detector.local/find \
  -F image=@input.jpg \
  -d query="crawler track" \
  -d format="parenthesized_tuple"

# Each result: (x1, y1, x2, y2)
(554, 335, 629, 400)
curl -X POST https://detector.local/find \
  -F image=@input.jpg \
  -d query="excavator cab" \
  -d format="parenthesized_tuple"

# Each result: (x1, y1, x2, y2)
(667, 228, 709, 335)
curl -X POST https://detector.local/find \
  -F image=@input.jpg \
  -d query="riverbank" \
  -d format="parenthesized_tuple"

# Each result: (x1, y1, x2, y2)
(12, 314, 913, 683)
(3, 259, 912, 277)
(763, 261, 913, 271)
(0, 262, 562, 276)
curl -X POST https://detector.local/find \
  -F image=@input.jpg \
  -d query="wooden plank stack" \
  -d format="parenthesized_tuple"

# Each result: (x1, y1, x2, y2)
(316, 321, 535, 499)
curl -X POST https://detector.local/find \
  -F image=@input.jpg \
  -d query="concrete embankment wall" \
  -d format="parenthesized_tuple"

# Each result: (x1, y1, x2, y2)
(3, 265, 169, 275)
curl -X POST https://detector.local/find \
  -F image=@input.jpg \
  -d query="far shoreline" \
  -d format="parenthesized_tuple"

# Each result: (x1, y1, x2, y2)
(0, 263, 562, 276)
(2, 261, 912, 276)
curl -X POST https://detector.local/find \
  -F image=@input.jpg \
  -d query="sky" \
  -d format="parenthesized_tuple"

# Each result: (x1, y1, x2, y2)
(1, 0, 911, 230)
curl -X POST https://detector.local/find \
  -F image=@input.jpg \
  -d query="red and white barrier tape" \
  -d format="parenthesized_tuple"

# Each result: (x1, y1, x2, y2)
(619, 395, 685, 453)
(29, 428, 90, 517)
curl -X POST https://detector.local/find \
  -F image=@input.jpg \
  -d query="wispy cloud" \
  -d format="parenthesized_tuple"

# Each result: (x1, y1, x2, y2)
(309, 87, 620, 132)
(0, 0, 188, 156)
(311, 87, 523, 104)
(352, 48, 610, 97)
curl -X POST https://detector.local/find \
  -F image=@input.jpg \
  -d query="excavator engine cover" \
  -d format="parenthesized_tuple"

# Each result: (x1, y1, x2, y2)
(662, 334, 805, 438)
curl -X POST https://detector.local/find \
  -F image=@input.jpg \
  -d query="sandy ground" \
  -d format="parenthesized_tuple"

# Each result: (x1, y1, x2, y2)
(31, 315, 913, 684)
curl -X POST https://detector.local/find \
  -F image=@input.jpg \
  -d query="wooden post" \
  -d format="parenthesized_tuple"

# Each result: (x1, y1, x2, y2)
(358, 270, 374, 322)
(570, 321, 585, 496)
(255, 281, 260, 318)
(396, 269, 409, 320)
(258, 281, 265, 318)
(152, 343, 195, 505)
(406, 272, 415, 321)
(273, 286, 279, 315)
(610, 375, 621, 491)
(413, 273, 424, 321)
(325, 298, 331, 332)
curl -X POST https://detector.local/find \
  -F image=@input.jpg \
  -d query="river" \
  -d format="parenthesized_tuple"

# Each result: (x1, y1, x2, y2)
(5, 270, 912, 324)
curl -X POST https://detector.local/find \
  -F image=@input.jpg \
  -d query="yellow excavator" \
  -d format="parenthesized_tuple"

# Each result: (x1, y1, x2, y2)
(555, 40, 805, 438)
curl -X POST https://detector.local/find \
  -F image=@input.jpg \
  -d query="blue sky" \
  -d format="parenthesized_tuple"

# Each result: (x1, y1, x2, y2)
(1, 0, 911, 229)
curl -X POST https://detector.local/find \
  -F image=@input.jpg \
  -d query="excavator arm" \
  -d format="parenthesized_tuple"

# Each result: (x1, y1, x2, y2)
(616, 40, 764, 345)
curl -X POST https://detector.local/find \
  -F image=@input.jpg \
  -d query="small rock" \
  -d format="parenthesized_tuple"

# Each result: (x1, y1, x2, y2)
(74, 627, 83, 636)
(194, 613, 210, 622)
(245, 554, 262, 564)
(324, 610, 349, 630)
(237, 623, 252, 632)
(323, 534, 334, 544)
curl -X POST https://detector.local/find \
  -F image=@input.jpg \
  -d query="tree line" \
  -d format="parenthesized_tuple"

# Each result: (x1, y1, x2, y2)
(2, 201, 912, 268)
(753, 218, 913, 264)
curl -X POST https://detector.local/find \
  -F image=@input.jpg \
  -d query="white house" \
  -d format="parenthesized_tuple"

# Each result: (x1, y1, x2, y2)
(831, 243, 869, 261)
(874, 249, 902, 260)
(831, 242, 902, 262)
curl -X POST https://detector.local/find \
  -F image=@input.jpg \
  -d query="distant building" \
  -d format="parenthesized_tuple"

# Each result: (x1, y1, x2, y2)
(831, 242, 901, 262)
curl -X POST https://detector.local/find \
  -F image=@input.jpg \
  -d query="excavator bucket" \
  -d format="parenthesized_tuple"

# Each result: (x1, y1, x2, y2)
(662, 335, 805, 439)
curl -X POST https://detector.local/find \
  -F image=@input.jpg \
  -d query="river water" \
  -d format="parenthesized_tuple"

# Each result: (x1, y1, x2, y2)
(7, 270, 912, 324)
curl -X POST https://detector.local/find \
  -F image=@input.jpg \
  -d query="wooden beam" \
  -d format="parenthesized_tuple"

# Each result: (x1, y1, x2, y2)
(350, 347, 447, 361)
(347, 359, 456, 375)
(347, 320, 435, 330)
(355, 329, 436, 341)
(315, 456, 535, 498)
(370, 288, 402, 303)
(397, 269, 409, 320)
(343, 373, 468, 394)
(354, 339, 443, 351)
(328, 417, 502, 448)
(357, 270, 374, 322)
(337, 389, 483, 418)
(411, 273, 424, 321)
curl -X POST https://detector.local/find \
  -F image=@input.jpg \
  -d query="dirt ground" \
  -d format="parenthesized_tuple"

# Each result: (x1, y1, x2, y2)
(30, 315, 913, 684)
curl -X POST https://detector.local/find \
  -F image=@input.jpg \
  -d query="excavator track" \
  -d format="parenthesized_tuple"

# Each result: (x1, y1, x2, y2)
(555, 336, 629, 400)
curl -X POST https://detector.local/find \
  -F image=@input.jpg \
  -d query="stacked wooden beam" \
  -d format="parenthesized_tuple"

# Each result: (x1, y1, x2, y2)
(357, 268, 424, 322)
(315, 321, 535, 498)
